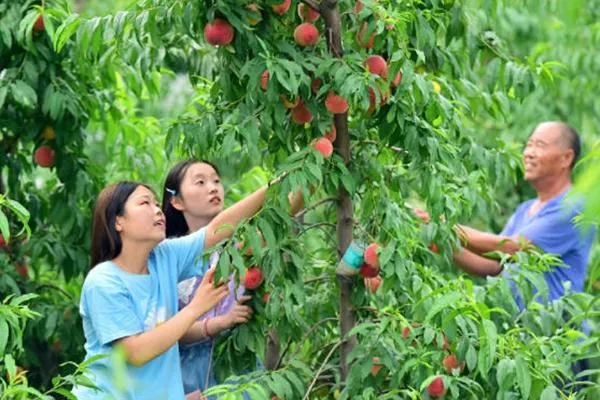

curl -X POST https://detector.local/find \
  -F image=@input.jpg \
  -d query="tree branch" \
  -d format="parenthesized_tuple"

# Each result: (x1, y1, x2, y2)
(361, 139, 408, 155)
(303, 341, 342, 400)
(295, 196, 337, 219)
(298, 222, 336, 236)
(304, 275, 330, 285)
(276, 317, 338, 369)
(302, 0, 322, 13)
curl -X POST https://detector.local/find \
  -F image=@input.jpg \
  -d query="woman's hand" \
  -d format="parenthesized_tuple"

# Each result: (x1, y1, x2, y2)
(189, 266, 229, 318)
(221, 295, 253, 330)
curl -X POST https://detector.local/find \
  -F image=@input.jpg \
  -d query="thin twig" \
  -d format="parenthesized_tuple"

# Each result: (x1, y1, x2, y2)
(302, 0, 322, 13)
(276, 317, 338, 369)
(303, 341, 343, 400)
(361, 139, 408, 155)
(35, 283, 73, 300)
(295, 197, 337, 219)
(298, 222, 336, 236)
(304, 275, 330, 285)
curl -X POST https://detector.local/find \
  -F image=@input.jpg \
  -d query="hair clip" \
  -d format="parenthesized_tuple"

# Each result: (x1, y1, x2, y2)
(165, 188, 177, 196)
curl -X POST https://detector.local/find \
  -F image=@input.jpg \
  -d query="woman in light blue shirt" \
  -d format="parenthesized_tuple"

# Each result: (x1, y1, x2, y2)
(73, 178, 297, 399)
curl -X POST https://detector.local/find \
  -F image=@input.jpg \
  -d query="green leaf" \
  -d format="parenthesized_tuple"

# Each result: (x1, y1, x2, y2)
(4, 354, 16, 379)
(425, 292, 461, 322)
(0, 210, 9, 242)
(0, 86, 8, 110)
(477, 319, 497, 376)
(496, 358, 515, 390)
(10, 80, 37, 109)
(540, 386, 557, 400)
(466, 344, 477, 371)
(515, 355, 531, 399)
(0, 317, 9, 356)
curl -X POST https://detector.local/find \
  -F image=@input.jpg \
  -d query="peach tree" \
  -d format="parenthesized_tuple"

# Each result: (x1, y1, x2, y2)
(1, 0, 599, 398)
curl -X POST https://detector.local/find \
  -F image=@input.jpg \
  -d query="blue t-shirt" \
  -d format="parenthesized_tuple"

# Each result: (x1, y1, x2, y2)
(72, 228, 208, 400)
(501, 190, 596, 309)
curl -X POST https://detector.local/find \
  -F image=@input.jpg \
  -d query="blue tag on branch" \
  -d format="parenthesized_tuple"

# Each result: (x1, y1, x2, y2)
(342, 241, 365, 269)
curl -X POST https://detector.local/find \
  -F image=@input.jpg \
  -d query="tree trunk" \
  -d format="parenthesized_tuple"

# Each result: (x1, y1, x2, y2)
(320, 1, 357, 383)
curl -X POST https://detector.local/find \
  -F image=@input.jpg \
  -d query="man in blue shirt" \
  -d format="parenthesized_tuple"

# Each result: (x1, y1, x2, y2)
(453, 121, 596, 307)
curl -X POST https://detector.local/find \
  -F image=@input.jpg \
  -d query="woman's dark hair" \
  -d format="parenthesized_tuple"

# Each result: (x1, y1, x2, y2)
(91, 181, 153, 267)
(162, 159, 220, 238)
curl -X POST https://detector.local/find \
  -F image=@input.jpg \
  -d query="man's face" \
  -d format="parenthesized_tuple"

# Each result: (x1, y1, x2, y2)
(522, 123, 573, 184)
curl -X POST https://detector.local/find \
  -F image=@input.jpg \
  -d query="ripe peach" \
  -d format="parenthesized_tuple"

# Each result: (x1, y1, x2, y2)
(297, 3, 320, 22)
(365, 55, 388, 79)
(313, 137, 333, 158)
(364, 243, 380, 267)
(392, 70, 403, 87)
(324, 124, 336, 142)
(356, 22, 376, 48)
(427, 376, 446, 398)
(291, 101, 313, 124)
(244, 267, 263, 290)
(260, 70, 269, 91)
(360, 263, 379, 278)
(272, 0, 291, 15)
(443, 354, 465, 374)
(311, 77, 322, 94)
(325, 92, 348, 114)
(204, 19, 234, 46)
(365, 275, 382, 293)
(33, 15, 44, 33)
(371, 356, 383, 376)
(367, 86, 389, 114)
(34, 145, 55, 168)
(294, 22, 319, 46)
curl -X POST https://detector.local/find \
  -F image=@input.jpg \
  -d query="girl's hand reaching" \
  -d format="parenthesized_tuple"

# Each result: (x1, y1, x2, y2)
(189, 266, 229, 318)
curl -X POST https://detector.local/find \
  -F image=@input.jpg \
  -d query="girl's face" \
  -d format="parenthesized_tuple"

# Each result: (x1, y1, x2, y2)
(115, 185, 166, 244)
(175, 162, 225, 221)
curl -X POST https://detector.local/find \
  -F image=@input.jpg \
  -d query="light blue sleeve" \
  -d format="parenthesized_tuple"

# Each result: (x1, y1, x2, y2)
(82, 272, 144, 346)
(519, 208, 579, 257)
(158, 227, 208, 282)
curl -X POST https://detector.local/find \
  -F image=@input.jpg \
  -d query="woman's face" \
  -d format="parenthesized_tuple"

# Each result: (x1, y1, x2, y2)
(176, 162, 225, 221)
(115, 185, 166, 244)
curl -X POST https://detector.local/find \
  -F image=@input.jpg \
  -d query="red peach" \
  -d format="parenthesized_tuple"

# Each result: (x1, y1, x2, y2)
(356, 22, 376, 48)
(291, 101, 313, 124)
(271, 0, 292, 15)
(427, 376, 446, 398)
(297, 3, 320, 22)
(324, 124, 336, 142)
(34, 145, 55, 168)
(294, 22, 319, 46)
(365, 55, 388, 79)
(313, 138, 333, 158)
(364, 243, 380, 268)
(244, 267, 263, 290)
(260, 70, 269, 91)
(204, 19, 234, 46)
(325, 92, 348, 114)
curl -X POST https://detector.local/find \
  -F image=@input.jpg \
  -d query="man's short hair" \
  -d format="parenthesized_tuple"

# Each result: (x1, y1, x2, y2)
(557, 123, 581, 170)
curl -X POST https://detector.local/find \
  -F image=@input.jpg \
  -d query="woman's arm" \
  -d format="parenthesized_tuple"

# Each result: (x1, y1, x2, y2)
(205, 181, 306, 249)
(180, 295, 253, 344)
(117, 268, 228, 367)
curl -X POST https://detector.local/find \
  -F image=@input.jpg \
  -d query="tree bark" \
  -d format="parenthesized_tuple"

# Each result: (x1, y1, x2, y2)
(321, 2, 356, 383)
(264, 329, 281, 370)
